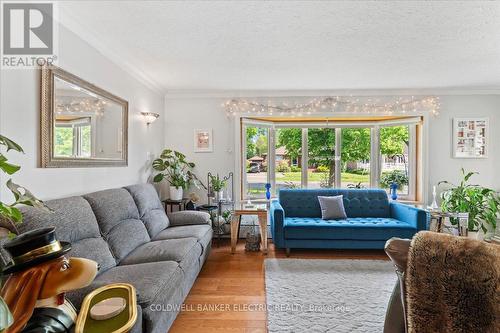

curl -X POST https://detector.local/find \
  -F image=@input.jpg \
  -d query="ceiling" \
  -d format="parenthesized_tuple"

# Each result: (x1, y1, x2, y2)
(59, 1, 500, 94)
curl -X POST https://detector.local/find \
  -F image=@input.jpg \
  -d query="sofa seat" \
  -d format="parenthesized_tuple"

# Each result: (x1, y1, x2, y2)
(120, 238, 202, 271)
(68, 261, 182, 308)
(153, 224, 212, 251)
(284, 217, 417, 240)
(154, 224, 210, 241)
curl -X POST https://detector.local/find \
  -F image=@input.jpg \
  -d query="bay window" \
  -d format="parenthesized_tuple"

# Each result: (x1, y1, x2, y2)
(241, 117, 420, 201)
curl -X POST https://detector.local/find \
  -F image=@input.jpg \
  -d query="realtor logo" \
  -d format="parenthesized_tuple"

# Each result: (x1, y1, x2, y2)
(1, 2, 57, 67)
(3, 3, 53, 54)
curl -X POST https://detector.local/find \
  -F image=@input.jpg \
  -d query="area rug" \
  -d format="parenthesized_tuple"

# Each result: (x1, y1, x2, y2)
(265, 259, 396, 333)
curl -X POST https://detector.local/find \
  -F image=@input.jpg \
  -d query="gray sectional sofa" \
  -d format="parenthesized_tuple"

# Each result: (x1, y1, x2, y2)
(3, 183, 212, 333)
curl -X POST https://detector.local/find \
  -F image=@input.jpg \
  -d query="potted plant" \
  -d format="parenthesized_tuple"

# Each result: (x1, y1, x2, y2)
(0, 134, 50, 331)
(209, 174, 227, 202)
(152, 149, 201, 201)
(439, 168, 499, 240)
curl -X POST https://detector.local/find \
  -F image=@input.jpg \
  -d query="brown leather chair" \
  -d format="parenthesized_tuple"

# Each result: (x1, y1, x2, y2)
(383, 237, 411, 333)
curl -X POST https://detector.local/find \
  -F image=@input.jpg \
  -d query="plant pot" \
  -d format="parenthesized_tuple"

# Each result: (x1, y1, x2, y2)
(468, 224, 495, 241)
(483, 223, 496, 241)
(467, 229, 485, 241)
(169, 186, 183, 201)
(215, 190, 224, 202)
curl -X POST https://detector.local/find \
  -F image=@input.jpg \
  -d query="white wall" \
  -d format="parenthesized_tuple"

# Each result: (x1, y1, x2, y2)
(428, 95, 500, 197)
(0, 25, 164, 201)
(164, 94, 500, 204)
(163, 97, 234, 200)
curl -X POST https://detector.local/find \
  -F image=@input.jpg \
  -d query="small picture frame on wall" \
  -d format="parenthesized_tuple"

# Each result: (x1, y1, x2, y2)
(452, 118, 488, 158)
(194, 129, 213, 152)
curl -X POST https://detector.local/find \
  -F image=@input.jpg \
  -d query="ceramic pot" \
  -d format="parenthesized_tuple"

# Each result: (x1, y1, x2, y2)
(169, 186, 183, 201)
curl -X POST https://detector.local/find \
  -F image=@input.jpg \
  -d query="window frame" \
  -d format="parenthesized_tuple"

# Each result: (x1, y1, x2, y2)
(240, 117, 421, 202)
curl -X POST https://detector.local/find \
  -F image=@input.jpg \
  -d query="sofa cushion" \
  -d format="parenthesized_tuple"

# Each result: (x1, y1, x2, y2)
(120, 238, 201, 271)
(84, 189, 150, 261)
(279, 189, 390, 218)
(153, 225, 213, 254)
(67, 261, 182, 308)
(318, 195, 347, 220)
(153, 224, 211, 241)
(19, 196, 116, 272)
(125, 184, 169, 238)
(284, 217, 417, 240)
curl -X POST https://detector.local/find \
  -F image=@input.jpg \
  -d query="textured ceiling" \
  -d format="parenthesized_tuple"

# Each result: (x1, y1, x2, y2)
(59, 1, 500, 93)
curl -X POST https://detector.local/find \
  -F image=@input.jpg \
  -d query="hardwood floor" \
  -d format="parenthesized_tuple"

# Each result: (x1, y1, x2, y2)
(169, 240, 387, 333)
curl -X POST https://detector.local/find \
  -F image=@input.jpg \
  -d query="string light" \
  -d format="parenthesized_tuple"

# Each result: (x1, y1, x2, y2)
(223, 96, 440, 117)
(56, 97, 107, 116)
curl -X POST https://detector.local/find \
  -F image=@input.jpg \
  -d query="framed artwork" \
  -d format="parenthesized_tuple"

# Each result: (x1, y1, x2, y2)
(452, 118, 488, 158)
(194, 129, 213, 152)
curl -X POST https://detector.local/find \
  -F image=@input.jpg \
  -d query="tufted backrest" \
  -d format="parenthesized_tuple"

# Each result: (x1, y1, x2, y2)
(124, 183, 169, 238)
(83, 188, 151, 262)
(279, 189, 390, 218)
(19, 196, 117, 273)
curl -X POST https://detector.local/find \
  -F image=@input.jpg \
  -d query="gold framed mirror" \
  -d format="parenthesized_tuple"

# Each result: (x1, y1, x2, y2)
(40, 66, 128, 167)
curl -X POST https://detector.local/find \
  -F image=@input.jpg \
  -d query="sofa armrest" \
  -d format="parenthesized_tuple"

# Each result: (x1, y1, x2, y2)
(270, 200, 286, 248)
(168, 211, 211, 227)
(390, 202, 428, 231)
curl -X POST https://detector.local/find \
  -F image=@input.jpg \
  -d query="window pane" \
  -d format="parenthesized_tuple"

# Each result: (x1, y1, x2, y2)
(275, 128, 302, 191)
(308, 128, 336, 188)
(80, 125, 92, 157)
(341, 128, 371, 188)
(380, 125, 410, 195)
(245, 126, 268, 199)
(54, 126, 74, 157)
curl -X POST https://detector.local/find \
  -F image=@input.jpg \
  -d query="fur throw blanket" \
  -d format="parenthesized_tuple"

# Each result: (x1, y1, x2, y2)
(406, 231, 500, 333)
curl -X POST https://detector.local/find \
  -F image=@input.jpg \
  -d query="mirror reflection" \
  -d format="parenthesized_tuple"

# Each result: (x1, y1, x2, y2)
(54, 77, 124, 160)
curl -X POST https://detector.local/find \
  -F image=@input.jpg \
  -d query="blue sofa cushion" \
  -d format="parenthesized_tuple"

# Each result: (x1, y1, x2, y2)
(283, 217, 417, 240)
(279, 189, 390, 218)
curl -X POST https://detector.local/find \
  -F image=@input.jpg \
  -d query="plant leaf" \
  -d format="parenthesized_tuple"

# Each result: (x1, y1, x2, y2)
(152, 159, 166, 171)
(463, 171, 478, 182)
(0, 155, 20, 175)
(0, 134, 24, 153)
(153, 173, 164, 183)
(0, 202, 22, 222)
(6, 180, 50, 212)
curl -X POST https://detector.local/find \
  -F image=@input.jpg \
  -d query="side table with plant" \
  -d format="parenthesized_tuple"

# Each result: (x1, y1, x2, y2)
(439, 168, 499, 240)
(152, 149, 203, 200)
(0, 135, 50, 332)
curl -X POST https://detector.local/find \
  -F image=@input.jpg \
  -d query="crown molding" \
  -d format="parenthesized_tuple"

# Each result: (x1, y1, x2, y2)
(58, 7, 165, 96)
(165, 87, 500, 99)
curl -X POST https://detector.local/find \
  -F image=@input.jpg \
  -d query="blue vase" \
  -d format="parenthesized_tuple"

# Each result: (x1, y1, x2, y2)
(390, 183, 398, 200)
(265, 183, 271, 200)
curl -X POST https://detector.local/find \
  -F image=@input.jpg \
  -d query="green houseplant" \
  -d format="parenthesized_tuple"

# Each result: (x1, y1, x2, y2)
(0, 134, 49, 332)
(439, 168, 499, 238)
(152, 149, 201, 200)
(209, 174, 227, 201)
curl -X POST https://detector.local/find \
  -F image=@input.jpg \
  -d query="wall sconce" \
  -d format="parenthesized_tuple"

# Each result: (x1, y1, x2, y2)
(141, 112, 160, 125)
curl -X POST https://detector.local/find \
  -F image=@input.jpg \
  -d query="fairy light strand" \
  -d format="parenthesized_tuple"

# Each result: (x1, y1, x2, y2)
(223, 96, 440, 117)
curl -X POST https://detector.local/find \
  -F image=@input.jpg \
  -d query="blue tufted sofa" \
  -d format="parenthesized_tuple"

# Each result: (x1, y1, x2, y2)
(270, 189, 428, 253)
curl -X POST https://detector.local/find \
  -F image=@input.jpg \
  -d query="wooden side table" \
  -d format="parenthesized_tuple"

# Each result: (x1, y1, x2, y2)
(163, 198, 188, 213)
(230, 202, 268, 254)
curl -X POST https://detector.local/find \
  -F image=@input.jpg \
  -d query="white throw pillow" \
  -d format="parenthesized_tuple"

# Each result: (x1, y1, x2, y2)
(318, 195, 348, 220)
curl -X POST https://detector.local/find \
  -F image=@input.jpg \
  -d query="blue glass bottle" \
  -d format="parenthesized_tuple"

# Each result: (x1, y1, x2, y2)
(390, 183, 398, 200)
(265, 183, 271, 200)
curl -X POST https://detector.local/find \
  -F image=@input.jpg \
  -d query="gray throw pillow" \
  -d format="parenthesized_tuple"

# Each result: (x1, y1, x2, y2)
(318, 195, 347, 220)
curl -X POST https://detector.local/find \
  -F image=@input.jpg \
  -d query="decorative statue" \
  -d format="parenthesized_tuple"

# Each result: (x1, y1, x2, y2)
(1, 227, 98, 333)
